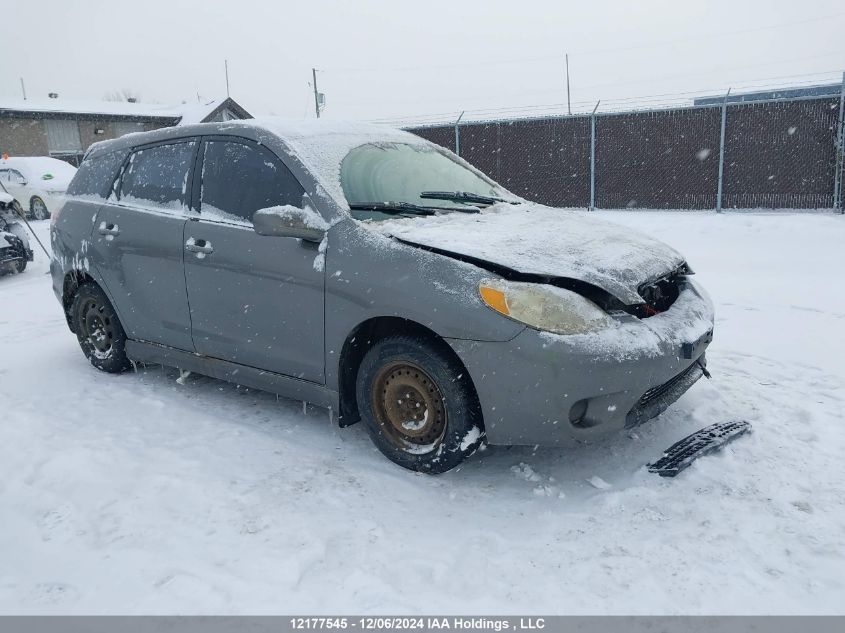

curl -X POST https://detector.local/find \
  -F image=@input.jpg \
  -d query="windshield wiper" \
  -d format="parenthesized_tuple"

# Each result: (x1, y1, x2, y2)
(349, 202, 437, 216)
(419, 191, 518, 206)
(350, 201, 482, 216)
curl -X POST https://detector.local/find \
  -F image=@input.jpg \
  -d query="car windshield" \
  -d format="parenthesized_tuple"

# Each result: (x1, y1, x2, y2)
(340, 142, 513, 220)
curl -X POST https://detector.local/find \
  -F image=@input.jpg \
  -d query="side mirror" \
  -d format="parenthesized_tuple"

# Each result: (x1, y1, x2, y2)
(253, 206, 327, 242)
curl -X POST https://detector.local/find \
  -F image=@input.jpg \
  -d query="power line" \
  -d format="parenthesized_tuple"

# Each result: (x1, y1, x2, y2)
(368, 70, 845, 126)
(321, 11, 845, 75)
(340, 53, 843, 112)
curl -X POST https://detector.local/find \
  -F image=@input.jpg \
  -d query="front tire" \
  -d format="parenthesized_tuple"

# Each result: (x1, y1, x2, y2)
(30, 196, 49, 220)
(70, 283, 131, 373)
(356, 335, 484, 474)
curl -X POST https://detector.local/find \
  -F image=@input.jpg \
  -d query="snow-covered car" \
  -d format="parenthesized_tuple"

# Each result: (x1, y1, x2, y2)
(0, 191, 33, 274)
(0, 156, 77, 220)
(50, 120, 714, 473)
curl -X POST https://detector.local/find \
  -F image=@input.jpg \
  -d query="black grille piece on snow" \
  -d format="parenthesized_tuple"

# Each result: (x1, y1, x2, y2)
(647, 420, 752, 477)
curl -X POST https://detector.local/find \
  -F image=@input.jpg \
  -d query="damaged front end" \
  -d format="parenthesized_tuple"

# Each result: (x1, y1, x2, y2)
(628, 262, 695, 319)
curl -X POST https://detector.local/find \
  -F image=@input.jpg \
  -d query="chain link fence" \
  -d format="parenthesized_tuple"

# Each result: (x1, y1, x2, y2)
(408, 91, 845, 211)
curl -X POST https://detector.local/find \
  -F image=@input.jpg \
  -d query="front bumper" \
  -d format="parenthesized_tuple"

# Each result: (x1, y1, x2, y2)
(446, 279, 715, 446)
(0, 241, 33, 266)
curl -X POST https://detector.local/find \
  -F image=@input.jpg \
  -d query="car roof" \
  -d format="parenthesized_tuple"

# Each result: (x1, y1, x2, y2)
(85, 118, 434, 206)
(86, 118, 421, 154)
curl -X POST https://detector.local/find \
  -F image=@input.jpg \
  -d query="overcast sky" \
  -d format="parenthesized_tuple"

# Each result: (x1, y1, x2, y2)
(4, 0, 844, 123)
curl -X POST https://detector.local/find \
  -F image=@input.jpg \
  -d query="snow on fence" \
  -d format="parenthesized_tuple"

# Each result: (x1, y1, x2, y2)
(407, 92, 845, 211)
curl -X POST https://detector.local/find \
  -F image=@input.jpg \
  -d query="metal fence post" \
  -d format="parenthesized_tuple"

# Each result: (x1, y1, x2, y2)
(716, 88, 731, 213)
(454, 111, 464, 157)
(589, 100, 600, 211)
(834, 72, 845, 213)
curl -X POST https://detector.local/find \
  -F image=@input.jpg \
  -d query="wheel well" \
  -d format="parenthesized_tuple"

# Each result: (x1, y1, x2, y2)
(62, 270, 96, 331)
(337, 316, 481, 428)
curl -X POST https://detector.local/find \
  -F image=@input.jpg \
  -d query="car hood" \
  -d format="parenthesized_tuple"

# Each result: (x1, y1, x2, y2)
(372, 202, 686, 305)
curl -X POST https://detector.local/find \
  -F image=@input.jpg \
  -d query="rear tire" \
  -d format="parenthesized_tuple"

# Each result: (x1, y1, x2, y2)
(355, 335, 484, 474)
(30, 196, 49, 220)
(70, 283, 131, 373)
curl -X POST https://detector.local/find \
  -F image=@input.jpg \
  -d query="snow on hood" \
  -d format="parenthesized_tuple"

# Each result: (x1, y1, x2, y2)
(371, 202, 686, 305)
(0, 192, 14, 204)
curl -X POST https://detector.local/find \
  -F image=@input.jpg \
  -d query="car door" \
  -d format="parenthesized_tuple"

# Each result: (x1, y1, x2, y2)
(183, 137, 325, 382)
(4, 168, 29, 207)
(0, 170, 10, 199)
(88, 140, 197, 351)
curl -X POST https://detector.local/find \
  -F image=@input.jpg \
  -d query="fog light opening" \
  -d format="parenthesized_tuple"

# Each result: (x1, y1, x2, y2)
(569, 399, 589, 427)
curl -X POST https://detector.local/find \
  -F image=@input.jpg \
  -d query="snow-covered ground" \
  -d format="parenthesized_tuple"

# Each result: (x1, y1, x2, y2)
(1, 212, 844, 614)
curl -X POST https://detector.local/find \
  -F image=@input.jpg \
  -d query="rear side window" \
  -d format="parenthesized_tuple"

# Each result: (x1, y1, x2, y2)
(119, 142, 196, 211)
(200, 140, 305, 223)
(67, 150, 127, 198)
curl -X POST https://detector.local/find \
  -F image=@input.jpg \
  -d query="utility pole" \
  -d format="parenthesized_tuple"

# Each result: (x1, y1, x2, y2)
(312, 68, 321, 118)
(224, 60, 230, 98)
(565, 53, 571, 116)
(20, 77, 26, 100)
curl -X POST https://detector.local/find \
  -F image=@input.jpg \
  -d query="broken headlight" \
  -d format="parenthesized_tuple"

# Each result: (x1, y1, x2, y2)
(478, 280, 613, 335)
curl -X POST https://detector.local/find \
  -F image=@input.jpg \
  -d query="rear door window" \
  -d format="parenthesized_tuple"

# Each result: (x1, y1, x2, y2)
(119, 142, 196, 211)
(68, 150, 128, 198)
(199, 140, 305, 224)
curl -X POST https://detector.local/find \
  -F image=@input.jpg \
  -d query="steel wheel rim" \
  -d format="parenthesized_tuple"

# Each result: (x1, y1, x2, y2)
(32, 198, 47, 220)
(371, 361, 447, 452)
(81, 298, 114, 355)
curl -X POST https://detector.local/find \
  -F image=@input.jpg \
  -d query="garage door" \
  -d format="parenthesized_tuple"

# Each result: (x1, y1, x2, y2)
(44, 119, 82, 153)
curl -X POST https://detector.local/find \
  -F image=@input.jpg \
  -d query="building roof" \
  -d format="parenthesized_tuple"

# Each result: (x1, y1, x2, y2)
(693, 83, 841, 106)
(0, 96, 250, 124)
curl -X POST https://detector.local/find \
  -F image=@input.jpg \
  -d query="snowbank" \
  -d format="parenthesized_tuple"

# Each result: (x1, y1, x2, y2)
(1, 212, 844, 614)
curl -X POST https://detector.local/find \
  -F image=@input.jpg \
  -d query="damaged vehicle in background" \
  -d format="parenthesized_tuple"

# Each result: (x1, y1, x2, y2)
(0, 192, 33, 274)
(0, 156, 77, 220)
(50, 120, 714, 473)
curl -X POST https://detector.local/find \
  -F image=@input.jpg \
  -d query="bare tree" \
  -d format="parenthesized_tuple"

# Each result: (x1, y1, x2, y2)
(103, 89, 142, 103)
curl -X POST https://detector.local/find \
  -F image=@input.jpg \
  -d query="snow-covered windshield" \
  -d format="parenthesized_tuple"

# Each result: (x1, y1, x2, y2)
(340, 143, 508, 220)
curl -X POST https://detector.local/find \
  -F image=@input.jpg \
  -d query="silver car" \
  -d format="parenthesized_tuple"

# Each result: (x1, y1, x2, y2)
(50, 119, 714, 473)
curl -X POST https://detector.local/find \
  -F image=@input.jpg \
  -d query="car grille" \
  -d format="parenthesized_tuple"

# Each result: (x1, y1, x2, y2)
(626, 358, 705, 428)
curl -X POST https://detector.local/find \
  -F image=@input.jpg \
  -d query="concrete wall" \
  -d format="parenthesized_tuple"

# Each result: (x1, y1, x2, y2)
(0, 118, 49, 156)
(1, 117, 175, 158)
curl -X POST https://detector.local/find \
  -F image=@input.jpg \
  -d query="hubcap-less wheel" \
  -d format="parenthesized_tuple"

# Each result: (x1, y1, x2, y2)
(71, 283, 131, 373)
(31, 197, 49, 220)
(80, 298, 115, 358)
(371, 361, 447, 452)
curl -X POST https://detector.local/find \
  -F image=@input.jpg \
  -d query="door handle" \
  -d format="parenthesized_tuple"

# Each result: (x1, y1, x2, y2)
(98, 221, 120, 238)
(185, 237, 214, 257)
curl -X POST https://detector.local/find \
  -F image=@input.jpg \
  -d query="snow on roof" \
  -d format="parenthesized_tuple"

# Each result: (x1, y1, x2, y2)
(0, 97, 228, 123)
(174, 99, 226, 125)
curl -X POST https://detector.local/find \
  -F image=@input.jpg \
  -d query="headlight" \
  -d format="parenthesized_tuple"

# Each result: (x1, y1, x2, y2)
(479, 279, 613, 334)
